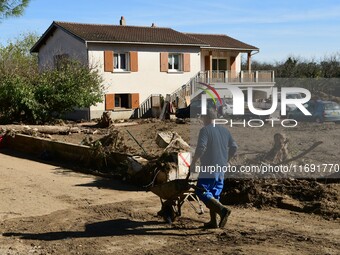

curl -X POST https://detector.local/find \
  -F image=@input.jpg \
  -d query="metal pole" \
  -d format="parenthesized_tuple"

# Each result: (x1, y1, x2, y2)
(126, 130, 148, 155)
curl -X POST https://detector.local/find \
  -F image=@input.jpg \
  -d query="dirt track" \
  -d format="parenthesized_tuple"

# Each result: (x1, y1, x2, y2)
(1, 151, 339, 255)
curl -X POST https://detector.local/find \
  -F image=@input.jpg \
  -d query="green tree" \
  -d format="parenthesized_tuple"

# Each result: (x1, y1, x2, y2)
(250, 54, 340, 78)
(34, 61, 104, 122)
(0, 32, 39, 77)
(0, 74, 37, 122)
(0, 33, 104, 124)
(0, 0, 30, 20)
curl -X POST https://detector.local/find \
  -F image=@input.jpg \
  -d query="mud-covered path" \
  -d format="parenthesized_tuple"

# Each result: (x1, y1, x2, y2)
(0, 152, 339, 255)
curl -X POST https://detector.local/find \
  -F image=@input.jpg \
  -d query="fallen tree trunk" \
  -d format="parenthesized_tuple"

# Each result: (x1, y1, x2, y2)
(0, 125, 81, 135)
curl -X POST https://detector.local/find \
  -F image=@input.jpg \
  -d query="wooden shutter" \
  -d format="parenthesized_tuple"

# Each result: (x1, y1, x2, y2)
(205, 55, 211, 71)
(130, 51, 138, 72)
(160, 52, 168, 72)
(129, 93, 140, 109)
(104, 51, 114, 72)
(105, 94, 115, 110)
(183, 53, 190, 72)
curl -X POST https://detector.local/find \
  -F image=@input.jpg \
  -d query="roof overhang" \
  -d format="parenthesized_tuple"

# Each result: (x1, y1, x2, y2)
(31, 22, 208, 53)
(30, 22, 86, 53)
(31, 21, 258, 53)
(200, 46, 259, 52)
(86, 40, 207, 47)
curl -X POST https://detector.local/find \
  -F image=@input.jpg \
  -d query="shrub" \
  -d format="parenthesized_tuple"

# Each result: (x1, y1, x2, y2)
(0, 74, 38, 123)
(34, 62, 103, 122)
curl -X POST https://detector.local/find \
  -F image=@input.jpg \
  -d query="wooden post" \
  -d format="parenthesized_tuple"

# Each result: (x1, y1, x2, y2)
(247, 52, 252, 71)
(225, 70, 228, 83)
(209, 51, 213, 82)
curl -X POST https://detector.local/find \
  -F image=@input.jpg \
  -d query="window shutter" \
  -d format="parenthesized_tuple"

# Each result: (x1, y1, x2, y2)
(104, 51, 114, 72)
(205, 55, 211, 71)
(129, 51, 138, 72)
(105, 94, 115, 110)
(160, 52, 168, 72)
(129, 93, 140, 109)
(183, 53, 190, 72)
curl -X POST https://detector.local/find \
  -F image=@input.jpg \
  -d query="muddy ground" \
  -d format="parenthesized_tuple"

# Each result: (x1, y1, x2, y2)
(1, 119, 339, 254)
(55, 119, 340, 217)
(0, 153, 339, 255)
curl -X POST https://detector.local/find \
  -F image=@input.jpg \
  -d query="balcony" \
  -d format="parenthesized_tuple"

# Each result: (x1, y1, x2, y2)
(170, 70, 275, 104)
(199, 70, 275, 84)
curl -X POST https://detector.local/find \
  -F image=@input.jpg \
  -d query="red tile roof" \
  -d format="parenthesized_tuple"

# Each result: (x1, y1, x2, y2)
(31, 21, 258, 52)
(186, 33, 258, 50)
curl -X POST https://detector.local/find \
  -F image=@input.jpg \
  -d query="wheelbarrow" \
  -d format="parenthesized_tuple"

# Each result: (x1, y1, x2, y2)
(150, 179, 205, 223)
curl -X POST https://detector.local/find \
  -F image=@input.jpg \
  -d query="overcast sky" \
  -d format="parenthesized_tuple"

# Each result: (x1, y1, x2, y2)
(1, 0, 340, 62)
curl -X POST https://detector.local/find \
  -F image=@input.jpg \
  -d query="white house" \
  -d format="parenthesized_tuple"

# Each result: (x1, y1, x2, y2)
(31, 17, 274, 120)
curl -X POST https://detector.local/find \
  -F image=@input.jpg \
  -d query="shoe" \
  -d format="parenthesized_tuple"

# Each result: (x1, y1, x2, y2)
(205, 198, 231, 228)
(219, 207, 231, 228)
(203, 210, 218, 229)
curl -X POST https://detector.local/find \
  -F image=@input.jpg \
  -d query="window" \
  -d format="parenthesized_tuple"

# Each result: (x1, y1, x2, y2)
(160, 52, 190, 72)
(212, 58, 227, 71)
(115, 94, 129, 108)
(114, 53, 128, 71)
(105, 93, 140, 110)
(168, 53, 182, 71)
(104, 51, 138, 72)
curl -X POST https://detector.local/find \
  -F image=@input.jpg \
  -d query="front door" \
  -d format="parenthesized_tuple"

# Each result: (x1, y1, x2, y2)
(212, 58, 227, 82)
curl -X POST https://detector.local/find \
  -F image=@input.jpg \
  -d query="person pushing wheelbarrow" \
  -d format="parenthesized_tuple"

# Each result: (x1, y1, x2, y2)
(188, 107, 238, 229)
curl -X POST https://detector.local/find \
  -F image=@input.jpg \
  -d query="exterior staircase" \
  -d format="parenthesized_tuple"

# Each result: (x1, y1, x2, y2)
(137, 70, 275, 118)
(170, 70, 275, 107)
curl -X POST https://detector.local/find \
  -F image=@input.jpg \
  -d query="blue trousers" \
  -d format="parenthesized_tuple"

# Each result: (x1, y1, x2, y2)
(195, 173, 224, 203)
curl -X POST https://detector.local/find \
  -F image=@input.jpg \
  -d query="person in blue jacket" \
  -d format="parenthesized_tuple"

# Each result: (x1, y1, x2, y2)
(189, 107, 238, 228)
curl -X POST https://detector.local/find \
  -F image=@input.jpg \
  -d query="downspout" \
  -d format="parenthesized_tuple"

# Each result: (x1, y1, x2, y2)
(246, 49, 260, 72)
(247, 49, 260, 73)
(251, 49, 260, 57)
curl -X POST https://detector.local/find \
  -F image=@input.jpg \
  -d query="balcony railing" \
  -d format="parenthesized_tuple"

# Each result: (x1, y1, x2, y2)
(199, 70, 275, 84)
(169, 70, 275, 105)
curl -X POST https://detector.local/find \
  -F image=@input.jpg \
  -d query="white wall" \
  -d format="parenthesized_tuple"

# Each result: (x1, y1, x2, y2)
(37, 28, 245, 120)
(38, 28, 88, 69)
(88, 43, 201, 118)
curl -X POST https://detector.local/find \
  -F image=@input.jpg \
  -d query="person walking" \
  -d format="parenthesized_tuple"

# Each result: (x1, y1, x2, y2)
(189, 107, 237, 228)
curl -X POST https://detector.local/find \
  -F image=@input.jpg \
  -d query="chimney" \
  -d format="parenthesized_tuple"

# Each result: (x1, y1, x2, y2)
(120, 16, 126, 26)
(151, 23, 156, 27)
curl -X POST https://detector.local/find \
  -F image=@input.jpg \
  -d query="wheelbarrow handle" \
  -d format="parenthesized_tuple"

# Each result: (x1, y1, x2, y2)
(188, 183, 206, 192)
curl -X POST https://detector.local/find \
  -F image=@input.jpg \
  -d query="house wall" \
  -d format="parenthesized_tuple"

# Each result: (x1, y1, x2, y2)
(88, 43, 201, 119)
(38, 28, 88, 69)
(36, 28, 245, 120)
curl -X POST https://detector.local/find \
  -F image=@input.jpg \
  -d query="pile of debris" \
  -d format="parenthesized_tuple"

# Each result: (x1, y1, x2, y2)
(79, 128, 191, 184)
(221, 178, 339, 219)
(82, 129, 135, 154)
(127, 132, 191, 186)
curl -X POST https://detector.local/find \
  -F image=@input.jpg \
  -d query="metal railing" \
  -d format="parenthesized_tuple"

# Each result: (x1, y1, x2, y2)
(134, 68, 274, 118)
(137, 94, 153, 118)
(206, 70, 275, 83)
(157, 70, 275, 114)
